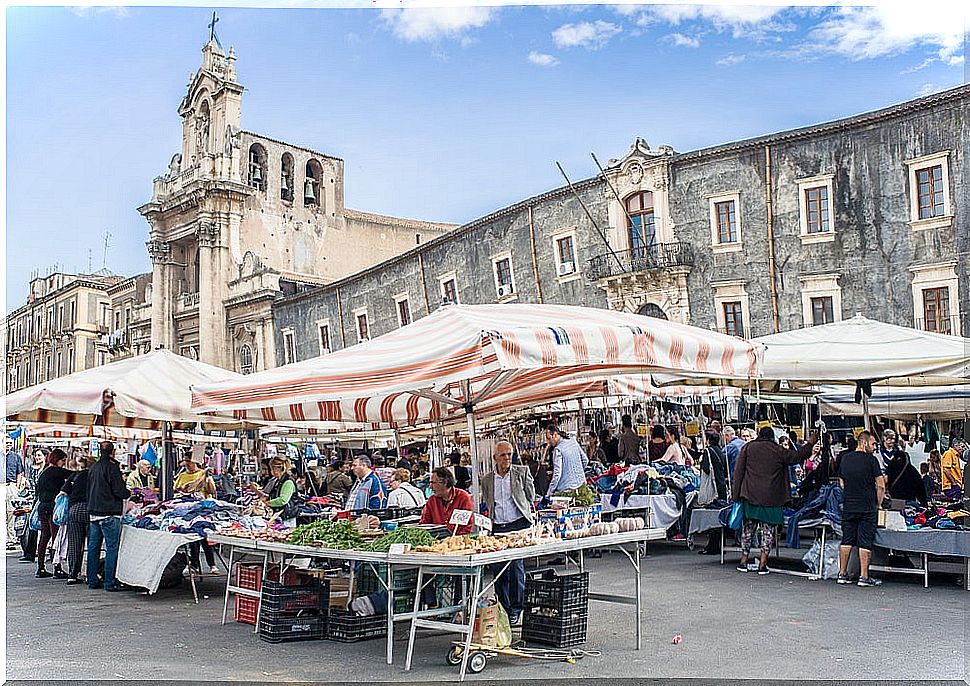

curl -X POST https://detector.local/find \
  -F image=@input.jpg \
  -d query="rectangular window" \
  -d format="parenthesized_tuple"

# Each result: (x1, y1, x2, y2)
(916, 165, 945, 219)
(723, 301, 744, 337)
(397, 298, 411, 328)
(318, 323, 331, 355)
(58, 304, 65, 330)
(56, 350, 62, 376)
(810, 296, 834, 326)
(556, 235, 575, 267)
(67, 348, 74, 374)
(357, 313, 370, 342)
(69, 300, 76, 327)
(495, 258, 513, 288)
(715, 200, 737, 244)
(283, 330, 295, 364)
(922, 287, 951, 334)
(442, 278, 458, 305)
(99, 303, 110, 328)
(114, 311, 121, 331)
(804, 186, 830, 234)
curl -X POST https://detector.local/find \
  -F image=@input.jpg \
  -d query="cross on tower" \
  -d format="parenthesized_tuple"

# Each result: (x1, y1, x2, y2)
(208, 11, 219, 42)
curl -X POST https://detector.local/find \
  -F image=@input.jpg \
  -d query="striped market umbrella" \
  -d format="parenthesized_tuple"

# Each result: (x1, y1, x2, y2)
(192, 304, 762, 507)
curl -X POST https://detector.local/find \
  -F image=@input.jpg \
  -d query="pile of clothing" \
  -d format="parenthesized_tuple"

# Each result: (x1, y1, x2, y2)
(901, 504, 969, 530)
(785, 483, 843, 548)
(591, 463, 699, 504)
(123, 496, 245, 536)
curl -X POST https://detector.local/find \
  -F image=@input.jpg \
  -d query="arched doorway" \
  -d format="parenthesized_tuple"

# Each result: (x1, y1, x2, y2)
(638, 303, 668, 320)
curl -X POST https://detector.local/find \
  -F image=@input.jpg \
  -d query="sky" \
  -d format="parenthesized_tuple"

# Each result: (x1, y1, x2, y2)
(4, 2, 968, 312)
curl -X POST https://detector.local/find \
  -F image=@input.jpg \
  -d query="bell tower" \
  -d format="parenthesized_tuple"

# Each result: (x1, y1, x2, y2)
(176, 26, 244, 181)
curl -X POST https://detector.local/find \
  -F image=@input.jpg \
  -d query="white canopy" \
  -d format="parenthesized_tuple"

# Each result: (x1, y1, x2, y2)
(4, 349, 244, 429)
(818, 384, 970, 420)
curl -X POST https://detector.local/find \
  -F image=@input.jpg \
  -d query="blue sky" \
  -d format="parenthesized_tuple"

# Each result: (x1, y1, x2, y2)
(5, 3, 968, 311)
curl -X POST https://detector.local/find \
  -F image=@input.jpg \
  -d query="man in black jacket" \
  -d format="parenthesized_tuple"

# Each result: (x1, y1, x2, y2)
(86, 441, 130, 591)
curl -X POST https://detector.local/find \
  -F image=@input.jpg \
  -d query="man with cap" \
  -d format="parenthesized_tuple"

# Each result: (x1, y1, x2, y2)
(877, 429, 897, 474)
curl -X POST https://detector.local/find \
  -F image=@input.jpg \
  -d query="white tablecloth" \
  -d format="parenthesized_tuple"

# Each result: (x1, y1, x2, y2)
(599, 493, 681, 530)
(116, 526, 201, 594)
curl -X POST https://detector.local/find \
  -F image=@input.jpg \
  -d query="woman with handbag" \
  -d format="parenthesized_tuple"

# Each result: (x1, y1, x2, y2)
(33, 448, 71, 578)
(59, 455, 91, 585)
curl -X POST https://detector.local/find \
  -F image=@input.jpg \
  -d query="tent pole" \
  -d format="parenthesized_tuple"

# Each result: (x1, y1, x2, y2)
(160, 421, 175, 501)
(466, 408, 480, 515)
(862, 393, 871, 432)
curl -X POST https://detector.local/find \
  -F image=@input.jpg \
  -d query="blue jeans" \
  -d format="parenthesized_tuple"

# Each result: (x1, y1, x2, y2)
(87, 516, 122, 589)
(490, 517, 529, 618)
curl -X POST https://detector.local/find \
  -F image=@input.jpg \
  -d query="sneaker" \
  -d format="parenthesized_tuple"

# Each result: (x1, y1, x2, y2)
(53, 569, 69, 580)
(836, 574, 852, 585)
(88, 583, 104, 590)
(35, 569, 52, 578)
(736, 564, 749, 573)
(65, 578, 82, 586)
(209, 566, 221, 575)
(671, 534, 686, 542)
(857, 577, 882, 587)
(509, 612, 522, 627)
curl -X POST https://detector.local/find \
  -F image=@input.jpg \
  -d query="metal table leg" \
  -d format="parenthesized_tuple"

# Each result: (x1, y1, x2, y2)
(457, 569, 482, 683)
(404, 565, 425, 672)
(923, 553, 929, 588)
(635, 543, 642, 650)
(221, 545, 235, 625)
(386, 561, 394, 665)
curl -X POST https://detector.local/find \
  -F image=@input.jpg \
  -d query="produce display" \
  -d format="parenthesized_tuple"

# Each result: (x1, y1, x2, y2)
(551, 485, 596, 506)
(588, 517, 644, 536)
(288, 519, 365, 549)
(365, 526, 437, 552)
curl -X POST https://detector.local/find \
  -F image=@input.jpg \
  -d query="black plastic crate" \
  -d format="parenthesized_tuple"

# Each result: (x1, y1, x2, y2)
(357, 565, 418, 595)
(524, 570, 589, 615)
(521, 611, 588, 648)
(326, 610, 387, 642)
(260, 580, 330, 615)
(258, 613, 327, 644)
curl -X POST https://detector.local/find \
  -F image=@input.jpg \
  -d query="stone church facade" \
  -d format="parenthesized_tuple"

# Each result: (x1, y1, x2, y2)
(137, 39, 454, 372)
(273, 84, 968, 362)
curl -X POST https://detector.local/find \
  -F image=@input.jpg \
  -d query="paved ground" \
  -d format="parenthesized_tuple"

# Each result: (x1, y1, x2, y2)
(5, 541, 969, 683)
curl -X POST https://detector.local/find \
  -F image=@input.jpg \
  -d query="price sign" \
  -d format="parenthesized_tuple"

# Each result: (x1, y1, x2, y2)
(389, 543, 410, 554)
(474, 513, 493, 532)
(449, 509, 473, 526)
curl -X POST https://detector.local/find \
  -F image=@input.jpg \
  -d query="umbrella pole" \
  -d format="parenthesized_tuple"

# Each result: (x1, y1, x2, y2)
(466, 408, 481, 516)
(161, 421, 175, 501)
(862, 393, 871, 432)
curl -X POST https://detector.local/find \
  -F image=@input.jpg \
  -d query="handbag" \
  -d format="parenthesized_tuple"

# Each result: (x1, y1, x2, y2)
(53, 493, 70, 526)
(28, 505, 41, 532)
(719, 501, 743, 530)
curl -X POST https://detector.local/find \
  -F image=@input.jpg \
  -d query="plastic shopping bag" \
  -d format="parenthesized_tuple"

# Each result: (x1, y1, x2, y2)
(719, 501, 743, 530)
(28, 506, 41, 532)
(472, 599, 512, 648)
(53, 493, 70, 526)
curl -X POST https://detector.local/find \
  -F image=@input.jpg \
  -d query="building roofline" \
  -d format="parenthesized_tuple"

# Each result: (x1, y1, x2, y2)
(342, 208, 459, 232)
(274, 175, 601, 309)
(241, 130, 344, 163)
(674, 83, 970, 162)
(6, 276, 122, 319)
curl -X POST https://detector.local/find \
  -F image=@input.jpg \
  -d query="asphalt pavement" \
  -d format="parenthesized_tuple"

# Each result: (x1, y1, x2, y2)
(5, 541, 968, 683)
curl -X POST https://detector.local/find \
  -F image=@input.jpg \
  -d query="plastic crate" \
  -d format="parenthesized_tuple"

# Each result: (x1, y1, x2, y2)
(260, 580, 330, 615)
(357, 565, 418, 596)
(258, 613, 328, 643)
(234, 563, 298, 592)
(326, 610, 387, 642)
(524, 569, 589, 615)
(521, 611, 588, 647)
(234, 595, 259, 625)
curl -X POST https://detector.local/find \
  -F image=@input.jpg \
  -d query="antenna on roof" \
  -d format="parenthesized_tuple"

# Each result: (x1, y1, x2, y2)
(102, 229, 112, 269)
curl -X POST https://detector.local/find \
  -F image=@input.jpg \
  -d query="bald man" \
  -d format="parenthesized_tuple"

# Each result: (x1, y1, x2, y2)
(480, 440, 536, 624)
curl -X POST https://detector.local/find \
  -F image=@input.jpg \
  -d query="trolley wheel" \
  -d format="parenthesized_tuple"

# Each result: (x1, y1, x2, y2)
(446, 645, 463, 666)
(468, 651, 487, 674)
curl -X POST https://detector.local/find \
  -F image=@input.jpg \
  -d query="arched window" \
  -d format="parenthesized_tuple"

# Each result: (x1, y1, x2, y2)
(280, 153, 295, 202)
(304, 159, 323, 207)
(625, 191, 655, 258)
(239, 343, 254, 375)
(637, 303, 668, 320)
(197, 100, 211, 154)
(248, 144, 267, 192)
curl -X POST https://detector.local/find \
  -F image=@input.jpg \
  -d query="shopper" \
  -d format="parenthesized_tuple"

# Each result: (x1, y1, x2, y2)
(731, 427, 817, 575)
(34, 448, 72, 578)
(618, 414, 641, 465)
(420, 466, 473, 533)
(346, 456, 387, 510)
(174, 450, 219, 574)
(480, 441, 536, 624)
(445, 453, 472, 491)
(387, 468, 427, 508)
(599, 427, 620, 465)
(700, 430, 728, 505)
(325, 460, 354, 502)
(17, 449, 47, 563)
(940, 437, 965, 496)
(86, 441, 130, 591)
(647, 424, 667, 462)
(60, 455, 91, 584)
(5, 437, 26, 551)
(836, 431, 886, 587)
(543, 423, 588, 498)
(877, 429, 897, 474)
(885, 450, 927, 506)
(660, 425, 686, 465)
(125, 459, 156, 492)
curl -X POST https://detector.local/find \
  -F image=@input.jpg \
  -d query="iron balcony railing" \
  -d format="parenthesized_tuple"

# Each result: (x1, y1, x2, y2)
(585, 242, 695, 281)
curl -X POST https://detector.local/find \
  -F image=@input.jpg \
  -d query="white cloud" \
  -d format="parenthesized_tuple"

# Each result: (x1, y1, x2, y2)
(70, 6, 129, 18)
(552, 20, 622, 50)
(667, 32, 700, 48)
(528, 51, 560, 67)
(917, 83, 936, 97)
(716, 53, 746, 66)
(805, 5, 966, 63)
(380, 7, 496, 44)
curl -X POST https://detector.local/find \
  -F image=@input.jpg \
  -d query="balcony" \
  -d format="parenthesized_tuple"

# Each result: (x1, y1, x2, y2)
(915, 316, 961, 336)
(176, 291, 200, 314)
(585, 242, 694, 281)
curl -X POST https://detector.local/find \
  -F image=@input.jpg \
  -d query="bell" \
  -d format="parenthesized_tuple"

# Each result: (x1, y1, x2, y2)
(281, 174, 290, 192)
(251, 165, 262, 183)
(304, 178, 316, 203)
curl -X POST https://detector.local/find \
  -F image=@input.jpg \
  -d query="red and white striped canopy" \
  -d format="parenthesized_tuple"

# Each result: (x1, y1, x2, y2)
(5, 350, 244, 429)
(192, 304, 762, 428)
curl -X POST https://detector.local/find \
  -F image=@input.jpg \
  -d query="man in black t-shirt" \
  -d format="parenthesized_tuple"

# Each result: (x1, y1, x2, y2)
(836, 431, 886, 587)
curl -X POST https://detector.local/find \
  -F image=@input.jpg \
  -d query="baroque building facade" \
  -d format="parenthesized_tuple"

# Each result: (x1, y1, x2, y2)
(273, 84, 968, 362)
(4, 271, 123, 392)
(138, 39, 454, 373)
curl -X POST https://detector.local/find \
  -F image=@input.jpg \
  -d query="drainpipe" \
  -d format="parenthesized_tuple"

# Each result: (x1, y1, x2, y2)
(335, 286, 346, 349)
(527, 206, 544, 304)
(418, 251, 431, 314)
(764, 145, 780, 333)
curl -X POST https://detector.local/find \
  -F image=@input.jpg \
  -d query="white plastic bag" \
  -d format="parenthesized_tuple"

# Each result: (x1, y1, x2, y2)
(802, 540, 841, 579)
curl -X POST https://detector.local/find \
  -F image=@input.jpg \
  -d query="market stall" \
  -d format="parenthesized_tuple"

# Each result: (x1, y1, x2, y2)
(871, 528, 970, 590)
(115, 526, 205, 600)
